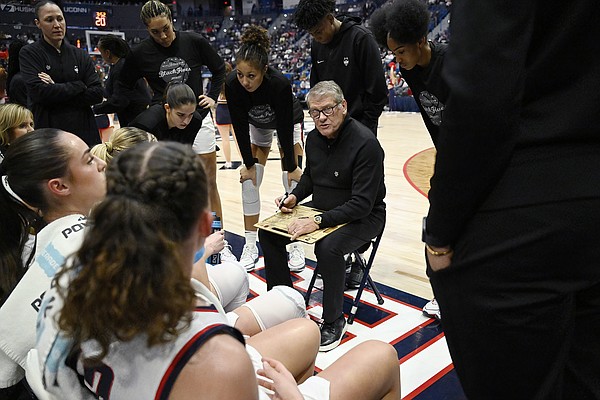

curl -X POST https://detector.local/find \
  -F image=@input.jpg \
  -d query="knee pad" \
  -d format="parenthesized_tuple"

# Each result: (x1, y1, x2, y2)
(240, 285, 307, 331)
(242, 163, 264, 216)
(207, 261, 249, 312)
(281, 172, 298, 194)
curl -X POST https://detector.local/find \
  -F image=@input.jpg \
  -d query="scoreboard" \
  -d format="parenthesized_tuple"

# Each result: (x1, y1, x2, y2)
(94, 11, 108, 28)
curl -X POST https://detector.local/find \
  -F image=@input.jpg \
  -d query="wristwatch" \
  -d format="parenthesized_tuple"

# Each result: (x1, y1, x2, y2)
(313, 214, 323, 227)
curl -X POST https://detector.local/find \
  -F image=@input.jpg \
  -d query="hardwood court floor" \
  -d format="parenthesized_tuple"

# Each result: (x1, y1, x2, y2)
(215, 111, 435, 301)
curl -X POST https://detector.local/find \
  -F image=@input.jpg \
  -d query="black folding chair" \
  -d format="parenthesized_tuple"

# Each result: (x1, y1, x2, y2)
(304, 230, 385, 324)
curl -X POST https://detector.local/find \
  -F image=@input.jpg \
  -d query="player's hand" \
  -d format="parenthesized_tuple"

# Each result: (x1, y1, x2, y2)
(203, 231, 225, 256)
(198, 95, 215, 109)
(240, 165, 257, 186)
(257, 357, 304, 400)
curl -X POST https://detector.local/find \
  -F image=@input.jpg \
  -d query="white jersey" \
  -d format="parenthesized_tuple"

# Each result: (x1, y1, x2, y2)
(37, 278, 244, 400)
(0, 214, 87, 388)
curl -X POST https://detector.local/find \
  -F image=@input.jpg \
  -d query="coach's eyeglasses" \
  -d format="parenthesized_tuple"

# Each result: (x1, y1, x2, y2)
(308, 102, 342, 119)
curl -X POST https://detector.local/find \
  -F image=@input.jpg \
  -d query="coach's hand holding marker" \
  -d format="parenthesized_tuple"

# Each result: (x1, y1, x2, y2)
(278, 192, 288, 210)
(276, 193, 296, 213)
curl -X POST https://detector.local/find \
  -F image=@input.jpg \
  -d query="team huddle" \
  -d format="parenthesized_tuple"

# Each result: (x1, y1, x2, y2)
(1, 0, 599, 398)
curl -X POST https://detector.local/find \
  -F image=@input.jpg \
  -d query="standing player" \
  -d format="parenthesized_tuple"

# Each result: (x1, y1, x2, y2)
(226, 25, 305, 272)
(92, 34, 151, 128)
(294, 0, 387, 136)
(370, 0, 449, 319)
(118, 0, 226, 222)
(370, 0, 448, 147)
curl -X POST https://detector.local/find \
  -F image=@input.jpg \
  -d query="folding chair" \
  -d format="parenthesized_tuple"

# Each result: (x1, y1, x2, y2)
(304, 230, 385, 324)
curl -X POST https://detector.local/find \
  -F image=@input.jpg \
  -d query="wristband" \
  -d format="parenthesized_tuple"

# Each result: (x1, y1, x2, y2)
(425, 244, 453, 256)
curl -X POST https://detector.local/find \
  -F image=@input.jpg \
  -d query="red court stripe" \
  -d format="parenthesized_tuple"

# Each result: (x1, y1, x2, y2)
(403, 147, 433, 199)
(398, 332, 445, 364)
(403, 363, 455, 400)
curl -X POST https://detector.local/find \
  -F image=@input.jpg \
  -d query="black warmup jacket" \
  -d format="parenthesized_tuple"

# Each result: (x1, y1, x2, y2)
(129, 103, 202, 145)
(401, 41, 449, 147)
(7, 72, 27, 107)
(19, 39, 103, 146)
(225, 67, 303, 172)
(309, 16, 387, 134)
(93, 57, 151, 127)
(292, 117, 386, 228)
(426, 0, 600, 247)
(119, 31, 225, 121)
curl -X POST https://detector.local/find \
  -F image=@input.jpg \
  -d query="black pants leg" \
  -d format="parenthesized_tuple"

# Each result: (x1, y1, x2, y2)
(260, 212, 384, 324)
(315, 214, 384, 323)
(429, 199, 600, 400)
(259, 229, 294, 289)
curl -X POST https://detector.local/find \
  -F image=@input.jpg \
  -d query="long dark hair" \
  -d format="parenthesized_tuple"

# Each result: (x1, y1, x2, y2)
(56, 142, 208, 363)
(0, 128, 70, 304)
(164, 82, 196, 108)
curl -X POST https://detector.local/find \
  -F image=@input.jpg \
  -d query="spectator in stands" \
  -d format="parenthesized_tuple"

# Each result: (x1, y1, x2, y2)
(424, 0, 600, 398)
(225, 25, 305, 273)
(294, 0, 387, 136)
(0, 103, 34, 162)
(370, 0, 450, 320)
(19, 1, 103, 146)
(0, 67, 7, 104)
(119, 0, 226, 223)
(6, 40, 27, 107)
(92, 34, 151, 127)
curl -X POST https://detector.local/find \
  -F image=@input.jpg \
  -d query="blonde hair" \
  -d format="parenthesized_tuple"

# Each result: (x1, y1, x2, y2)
(91, 127, 157, 164)
(0, 104, 34, 146)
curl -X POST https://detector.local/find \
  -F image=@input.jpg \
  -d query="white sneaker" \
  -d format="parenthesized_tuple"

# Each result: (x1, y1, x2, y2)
(288, 243, 305, 272)
(219, 240, 237, 263)
(423, 298, 441, 320)
(240, 244, 259, 271)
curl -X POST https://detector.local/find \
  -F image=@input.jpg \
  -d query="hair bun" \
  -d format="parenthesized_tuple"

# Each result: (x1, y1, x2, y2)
(240, 25, 270, 51)
(104, 141, 114, 154)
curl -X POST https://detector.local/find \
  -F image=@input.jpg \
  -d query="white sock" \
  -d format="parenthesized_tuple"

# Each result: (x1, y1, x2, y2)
(245, 231, 257, 248)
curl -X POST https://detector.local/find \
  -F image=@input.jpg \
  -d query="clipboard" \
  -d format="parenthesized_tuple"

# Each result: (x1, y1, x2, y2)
(255, 205, 346, 244)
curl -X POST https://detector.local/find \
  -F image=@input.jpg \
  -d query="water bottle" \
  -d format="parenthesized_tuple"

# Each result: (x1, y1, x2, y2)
(209, 213, 222, 265)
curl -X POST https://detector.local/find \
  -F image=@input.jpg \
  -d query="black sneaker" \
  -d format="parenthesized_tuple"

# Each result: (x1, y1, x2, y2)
(319, 315, 347, 352)
(345, 256, 365, 289)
